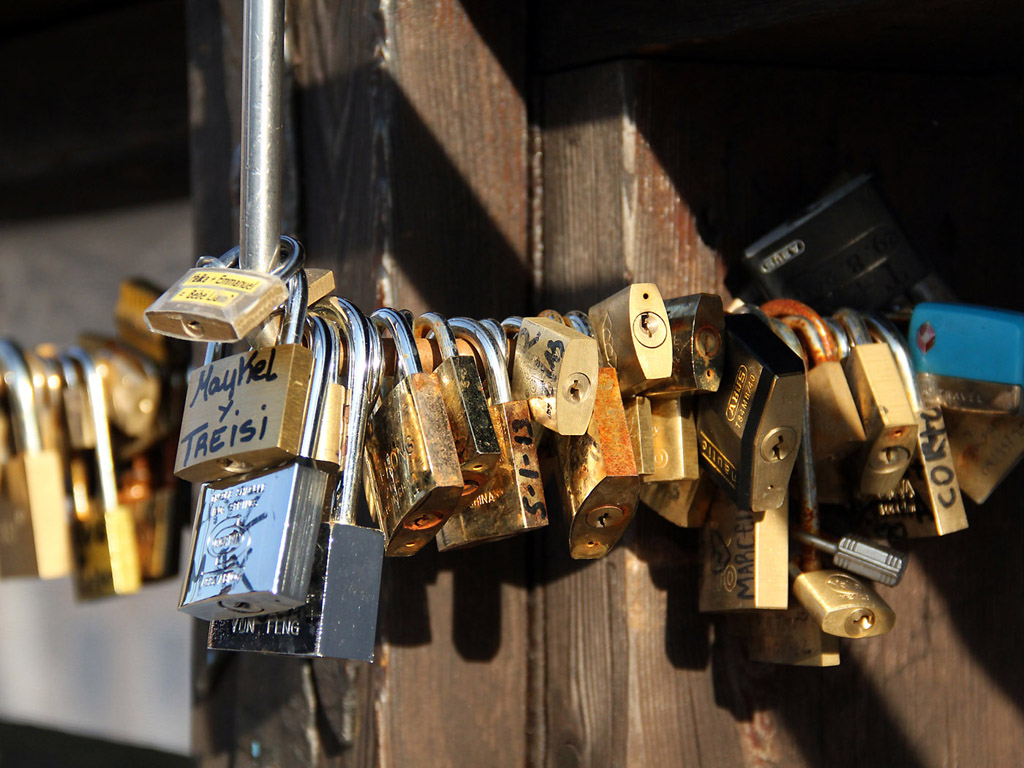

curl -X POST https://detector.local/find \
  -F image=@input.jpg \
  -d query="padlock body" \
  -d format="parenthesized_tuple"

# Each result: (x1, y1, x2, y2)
(644, 395, 699, 484)
(807, 361, 865, 460)
(144, 266, 289, 342)
(71, 503, 142, 599)
(436, 399, 547, 550)
(589, 284, 673, 396)
(944, 409, 1024, 504)
(734, 607, 840, 667)
(209, 520, 384, 660)
(178, 462, 328, 620)
(555, 368, 639, 559)
(699, 493, 788, 611)
(512, 317, 599, 435)
(640, 475, 709, 528)
(902, 402, 967, 536)
(175, 345, 313, 482)
(792, 569, 895, 638)
(741, 175, 928, 312)
(364, 373, 464, 556)
(623, 396, 656, 475)
(0, 450, 70, 579)
(643, 293, 725, 397)
(697, 314, 805, 512)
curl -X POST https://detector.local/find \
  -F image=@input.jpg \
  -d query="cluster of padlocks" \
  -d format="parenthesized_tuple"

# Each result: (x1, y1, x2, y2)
(0, 281, 190, 598)
(132, 177, 1023, 666)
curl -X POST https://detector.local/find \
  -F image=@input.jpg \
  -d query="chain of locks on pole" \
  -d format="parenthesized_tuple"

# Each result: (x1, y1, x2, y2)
(2, 1, 1022, 668)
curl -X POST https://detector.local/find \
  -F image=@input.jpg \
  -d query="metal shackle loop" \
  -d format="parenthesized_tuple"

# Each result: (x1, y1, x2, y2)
(371, 308, 422, 378)
(761, 298, 839, 362)
(449, 317, 511, 405)
(823, 316, 851, 360)
(563, 310, 594, 337)
(769, 318, 806, 361)
(479, 319, 508, 365)
(779, 315, 834, 367)
(413, 312, 460, 361)
(0, 340, 43, 455)
(501, 316, 523, 334)
(833, 308, 873, 347)
(299, 315, 332, 459)
(64, 347, 118, 510)
(864, 314, 922, 413)
(277, 269, 309, 347)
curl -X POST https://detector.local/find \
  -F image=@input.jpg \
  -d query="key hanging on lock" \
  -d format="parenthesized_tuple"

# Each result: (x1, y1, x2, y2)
(178, 278, 333, 620)
(908, 303, 1024, 416)
(696, 312, 805, 512)
(210, 300, 386, 660)
(641, 293, 726, 398)
(363, 308, 464, 556)
(0, 341, 71, 579)
(436, 318, 548, 551)
(144, 236, 305, 342)
(511, 312, 599, 436)
(790, 530, 907, 586)
(59, 348, 143, 598)
(588, 283, 675, 397)
(864, 315, 968, 536)
(413, 312, 502, 508)
(174, 265, 315, 483)
(833, 308, 918, 499)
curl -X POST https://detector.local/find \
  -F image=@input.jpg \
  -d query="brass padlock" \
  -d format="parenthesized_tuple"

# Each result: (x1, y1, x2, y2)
(437, 318, 548, 550)
(0, 341, 71, 580)
(553, 364, 640, 559)
(209, 300, 386, 660)
(413, 312, 502, 505)
(174, 271, 314, 482)
(59, 348, 142, 599)
(623, 396, 656, 476)
(834, 308, 918, 499)
(790, 565, 896, 639)
(363, 308, 464, 556)
(733, 607, 840, 667)
(943, 409, 1024, 504)
(698, 491, 789, 611)
(588, 283, 674, 396)
(642, 293, 726, 397)
(511, 315, 599, 435)
(865, 315, 968, 536)
(144, 236, 303, 342)
(178, 313, 336, 619)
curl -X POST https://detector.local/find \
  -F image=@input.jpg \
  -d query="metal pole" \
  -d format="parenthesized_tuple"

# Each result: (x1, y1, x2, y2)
(239, 0, 286, 273)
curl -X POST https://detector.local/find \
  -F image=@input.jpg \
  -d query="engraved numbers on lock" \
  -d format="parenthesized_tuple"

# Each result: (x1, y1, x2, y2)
(918, 405, 959, 508)
(511, 418, 545, 518)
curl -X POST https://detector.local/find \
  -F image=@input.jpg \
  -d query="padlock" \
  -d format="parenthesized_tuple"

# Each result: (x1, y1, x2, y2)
(115, 277, 190, 366)
(363, 308, 464, 556)
(0, 341, 71, 579)
(642, 293, 726, 397)
(209, 300, 385, 660)
(437, 318, 548, 550)
(413, 312, 501, 505)
(908, 303, 1024, 415)
(639, 472, 714, 528)
(865, 314, 968, 536)
(740, 174, 943, 312)
(834, 308, 918, 499)
(696, 313, 805, 512)
(59, 348, 142, 598)
(178, 313, 335, 620)
(553, 363, 639, 559)
(942, 409, 1024, 504)
(118, 440, 185, 582)
(790, 564, 896, 639)
(645, 395, 699, 485)
(734, 607, 841, 667)
(623, 396, 656, 476)
(79, 338, 163, 449)
(698, 492, 788, 611)
(174, 271, 314, 483)
(511, 316, 599, 435)
(144, 236, 303, 342)
(588, 283, 674, 396)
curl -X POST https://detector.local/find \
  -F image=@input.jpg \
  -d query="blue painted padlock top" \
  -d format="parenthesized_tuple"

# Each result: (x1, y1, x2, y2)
(908, 303, 1024, 386)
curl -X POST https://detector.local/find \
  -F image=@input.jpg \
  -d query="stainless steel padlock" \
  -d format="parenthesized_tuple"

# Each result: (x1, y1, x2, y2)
(209, 300, 385, 660)
(178, 306, 333, 621)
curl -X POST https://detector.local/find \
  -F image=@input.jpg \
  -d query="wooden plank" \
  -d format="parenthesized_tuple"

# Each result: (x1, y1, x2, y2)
(536, 0, 1023, 73)
(0, 0, 189, 220)
(542, 59, 1023, 766)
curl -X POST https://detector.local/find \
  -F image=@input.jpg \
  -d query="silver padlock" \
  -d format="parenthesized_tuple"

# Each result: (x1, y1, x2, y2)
(209, 299, 386, 660)
(178, 279, 333, 621)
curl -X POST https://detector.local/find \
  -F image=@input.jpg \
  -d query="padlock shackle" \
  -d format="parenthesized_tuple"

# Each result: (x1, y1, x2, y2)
(778, 315, 835, 366)
(64, 347, 119, 511)
(833, 308, 873, 346)
(479, 319, 509, 366)
(563, 310, 594, 338)
(371, 308, 423, 378)
(864, 314, 922, 414)
(278, 269, 309, 347)
(822, 316, 851, 359)
(501, 316, 523, 334)
(449, 317, 512, 405)
(194, 235, 303, 281)
(769, 318, 805, 362)
(538, 309, 565, 323)
(761, 298, 839, 362)
(299, 316, 331, 459)
(0, 340, 44, 455)
(412, 312, 460, 361)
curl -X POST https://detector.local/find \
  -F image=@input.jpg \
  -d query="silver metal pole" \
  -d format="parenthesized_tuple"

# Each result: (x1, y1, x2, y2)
(239, 0, 286, 273)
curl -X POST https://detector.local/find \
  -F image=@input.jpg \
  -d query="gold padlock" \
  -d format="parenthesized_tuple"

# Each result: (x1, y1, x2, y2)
(413, 312, 502, 506)
(623, 395, 656, 476)
(790, 565, 896, 639)
(642, 293, 726, 397)
(174, 271, 314, 482)
(732, 607, 841, 667)
(588, 283, 674, 397)
(437, 318, 548, 550)
(363, 309, 464, 556)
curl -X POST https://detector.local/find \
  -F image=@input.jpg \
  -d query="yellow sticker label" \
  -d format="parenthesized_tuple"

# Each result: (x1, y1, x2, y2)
(171, 286, 238, 306)
(184, 270, 265, 293)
